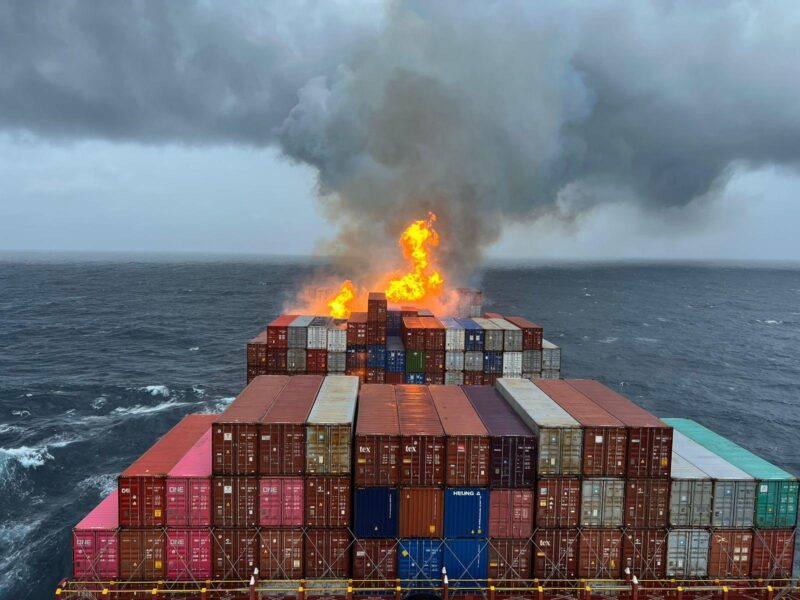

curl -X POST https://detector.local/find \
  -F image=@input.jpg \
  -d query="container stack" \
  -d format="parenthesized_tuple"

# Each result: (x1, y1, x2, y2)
(367, 293, 388, 384)
(454, 288, 484, 318)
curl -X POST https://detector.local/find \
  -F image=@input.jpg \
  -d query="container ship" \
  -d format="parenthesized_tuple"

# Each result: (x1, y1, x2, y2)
(58, 291, 799, 600)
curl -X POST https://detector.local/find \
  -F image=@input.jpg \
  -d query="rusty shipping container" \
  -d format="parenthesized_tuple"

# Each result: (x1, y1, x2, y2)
(305, 529, 352, 578)
(708, 529, 753, 578)
(259, 375, 323, 476)
(536, 380, 627, 477)
(463, 386, 536, 488)
(347, 312, 368, 346)
(750, 529, 796, 579)
(267, 314, 298, 348)
(505, 316, 543, 351)
(213, 376, 289, 476)
(355, 384, 401, 486)
(212, 476, 259, 527)
(567, 379, 672, 478)
(622, 529, 667, 580)
(489, 539, 531, 581)
(305, 476, 351, 528)
(625, 479, 670, 528)
(537, 477, 581, 528)
(258, 529, 304, 579)
(119, 413, 217, 528)
(579, 529, 623, 579)
(306, 375, 359, 475)
(489, 489, 534, 538)
(399, 487, 444, 538)
(119, 529, 166, 580)
(429, 385, 490, 486)
(396, 385, 445, 485)
(212, 528, 258, 580)
(353, 538, 398, 584)
(533, 529, 579, 579)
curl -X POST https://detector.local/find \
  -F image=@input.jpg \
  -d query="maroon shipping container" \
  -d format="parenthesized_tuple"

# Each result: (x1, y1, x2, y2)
(533, 529, 579, 580)
(463, 386, 536, 488)
(247, 331, 268, 365)
(259, 529, 304, 579)
(306, 349, 328, 374)
(489, 489, 534, 538)
(709, 530, 753, 578)
(212, 528, 258, 580)
(353, 538, 398, 584)
(166, 429, 212, 527)
(368, 291, 388, 322)
(419, 317, 446, 350)
(429, 385, 489, 486)
(347, 350, 368, 371)
(424, 350, 445, 374)
(567, 380, 673, 478)
(463, 371, 484, 386)
(305, 476, 351, 528)
(579, 529, 623, 579)
(483, 373, 500, 386)
(505, 316, 543, 351)
(259, 375, 324, 476)
(347, 367, 367, 383)
(489, 539, 532, 581)
(625, 479, 670, 528)
(355, 384, 401, 486)
(247, 364, 268, 384)
(622, 529, 667, 579)
(396, 385, 445, 486)
(165, 528, 212, 580)
(750, 529, 796, 579)
(399, 487, 444, 538)
(213, 376, 290, 476)
(259, 477, 304, 527)
(385, 372, 405, 385)
(535, 380, 628, 477)
(347, 312, 368, 346)
(366, 367, 386, 384)
(119, 414, 217, 528)
(367, 321, 387, 345)
(119, 529, 166, 580)
(73, 490, 119, 580)
(401, 317, 427, 351)
(267, 314, 298, 348)
(212, 476, 259, 527)
(266, 348, 288, 374)
(305, 529, 352, 578)
(536, 478, 581, 528)
(424, 373, 445, 385)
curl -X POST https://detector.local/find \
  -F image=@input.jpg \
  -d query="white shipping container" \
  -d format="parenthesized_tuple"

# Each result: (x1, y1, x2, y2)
(307, 316, 332, 350)
(472, 318, 504, 351)
(522, 371, 541, 380)
(441, 317, 465, 351)
(445, 351, 465, 371)
(502, 351, 523, 377)
(327, 321, 347, 352)
(541, 339, 561, 370)
(327, 351, 346, 373)
(444, 371, 464, 385)
(464, 351, 483, 372)
(490, 318, 523, 352)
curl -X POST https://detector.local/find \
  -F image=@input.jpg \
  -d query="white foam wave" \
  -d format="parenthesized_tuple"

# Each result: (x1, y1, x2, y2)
(0, 424, 23, 435)
(79, 473, 117, 496)
(142, 385, 170, 397)
(199, 397, 235, 414)
(10, 410, 30, 417)
(599, 337, 618, 344)
(192, 386, 207, 398)
(111, 399, 190, 416)
(0, 519, 42, 595)
(189, 346, 200, 351)
(91, 396, 107, 409)
(635, 337, 659, 343)
(0, 446, 54, 470)
(758, 319, 782, 325)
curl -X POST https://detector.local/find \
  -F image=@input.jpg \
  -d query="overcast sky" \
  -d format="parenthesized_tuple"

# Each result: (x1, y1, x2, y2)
(1, 1, 799, 263)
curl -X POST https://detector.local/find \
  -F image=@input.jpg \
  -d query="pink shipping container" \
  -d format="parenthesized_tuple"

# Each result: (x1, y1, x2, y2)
(166, 429, 212, 527)
(73, 490, 119, 580)
(259, 477, 304, 527)
(165, 528, 212, 580)
(489, 489, 534, 538)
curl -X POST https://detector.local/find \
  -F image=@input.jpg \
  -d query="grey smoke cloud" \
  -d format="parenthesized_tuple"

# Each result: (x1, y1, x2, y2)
(2, 1, 799, 276)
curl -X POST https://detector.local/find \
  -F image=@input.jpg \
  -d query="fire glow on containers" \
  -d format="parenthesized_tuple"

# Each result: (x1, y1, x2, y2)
(325, 212, 445, 318)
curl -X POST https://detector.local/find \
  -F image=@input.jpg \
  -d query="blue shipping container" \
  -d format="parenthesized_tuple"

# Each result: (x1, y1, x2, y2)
(398, 539, 443, 587)
(457, 319, 485, 351)
(386, 337, 406, 373)
(354, 487, 398, 538)
(405, 372, 425, 384)
(367, 345, 387, 369)
(387, 310, 403, 336)
(444, 488, 489, 538)
(483, 351, 503, 374)
(443, 538, 489, 587)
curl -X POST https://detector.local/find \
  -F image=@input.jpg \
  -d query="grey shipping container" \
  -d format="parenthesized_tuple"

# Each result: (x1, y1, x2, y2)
(287, 349, 307, 373)
(538, 369, 561, 380)
(667, 529, 710, 577)
(472, 318, 504, 351)
(522, 350, 542, 373)
(288, 316, 314, 349)
(327, 321, 347, 352)
(445, 372, 464, 385)
(464, 352, 483, 372)
(580, 478, 625, 528)
(541, 340, 561, 370)
(327, 352, 346, 374)
(445, 352, 465, 371)
(307, 317, 332, 349)
(489, 318, 523, 352)
(497, 378, 582, 476)
(670, 453, 713, 527)
(306, 376, 359, 474)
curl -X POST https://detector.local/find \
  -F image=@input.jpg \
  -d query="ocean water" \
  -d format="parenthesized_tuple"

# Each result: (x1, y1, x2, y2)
(1, 255, 799, 599)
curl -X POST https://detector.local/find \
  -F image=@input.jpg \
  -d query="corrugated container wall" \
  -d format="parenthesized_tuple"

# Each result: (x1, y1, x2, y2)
(541, 339, 561, 370)
(259, 476, 303, 527)
(267, 314, 297, 348)
(489, 540, 531, 581)
(259, 529, 303, 579)
(166, 528, 212, 580)
(580, 478, 625, 528)
(625, 478, 670, 528)
(444, 539, 488, 586)
(73, 490, 119, 580)
(505, 316, 543, 351)
(534, 529, 579, 579)
(327, 320, 347, 352)
(396, 385, 445, 486)
(398, 538, 442, 586)
(212, 476, 258, 527)
(119, 529, 166, 580)
(307, 316, 332, 349)
(622, 529, 667, 580)
(578, 529, 622, 578)
(667, 529, 710, 577)
(353, 538, 398, 583)
(444, 487, 489, 538)
(750, 529, 796, 579)
(305, 475, 351, 528)
(306, 376, 359, 474)
(489, 489, 534, 538)
(708, 529, 753, 577)
(670, 453, 713, 527)
(166, 428, 213, 527)
(355, 384, 401, 486)
(473, 318, 504, 351)
(305, 529, 352, 578)
(354, 487, 398, 538)
(489, 318, 523, 352)
(441, 317, 465, 351)
(537, 478, 581, 528)
(212, 529, 258, 579)
(399, 487, 444, 538)
(458, 319, 485, 352)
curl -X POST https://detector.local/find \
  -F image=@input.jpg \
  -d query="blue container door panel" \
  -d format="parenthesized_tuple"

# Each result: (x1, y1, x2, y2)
(443, 538, 489, 588)
(354, 487, 398, 538)
(398, 539, 443, 587)
(444, 488, 489, 538)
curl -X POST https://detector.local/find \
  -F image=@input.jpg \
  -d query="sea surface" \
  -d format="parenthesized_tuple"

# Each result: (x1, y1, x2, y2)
(1, 255, 799, 599)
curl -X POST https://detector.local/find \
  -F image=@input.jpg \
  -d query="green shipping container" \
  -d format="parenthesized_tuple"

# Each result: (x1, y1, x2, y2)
(406, 350, 425, 373)
(664, 418, 799, 528)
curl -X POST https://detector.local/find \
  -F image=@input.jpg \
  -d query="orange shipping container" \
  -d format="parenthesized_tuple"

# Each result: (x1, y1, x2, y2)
(399, 487, 444, 538)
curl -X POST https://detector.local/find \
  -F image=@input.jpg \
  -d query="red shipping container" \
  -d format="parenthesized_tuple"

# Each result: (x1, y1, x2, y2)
(368, 292, 388, 322)
(463, 371, 484, 386)
(423, 350, 445, 373)
(212, 528, 258, 580)
(419, 317, 446, 350)
(259, 529, 304, 579)
(212, 375, 290, 476)
(347, 350, 368, 371)
(306, 349, 328, 374)
(536, 478, 581, 528)
(266, 348, 288, 374)
(385, 372, 405, 385)
(424, 373, 445, 385)
(259, 477, 304, 527)
(401, 317, 426, 350)
(483, 373, 500, 386)
(166, 429, 212, 527)
(347, 312, 368, 346)
(625, 479, 670, 528)
(536, 380, 628, 477)
(165, 528, 212, 580)
(212, 476, 259, 527)
(353, 538, 398, 584)
(119, 414, 217, 528)
(709, 530, 753, 578)
(533, 529, 579, 579)
(567, 380, 673, 478)
(366, 367, 386, 384)
(73, 490, 119, 580)
(622, 529, 667, 579)
(355, 384, 401, 486)
(259, 375, 323, 476)
(429, 385, 490, 486)
(119, 529, 166, 580)
(267, 314, 297, 348)
(247, 364, 268, 384)
(489, 490, 534, 538)
(367, 322, 387, 346)
(396, 385, 445, 486)
(505, 316, 543, 351)
(346, 367, 367, 382)
(579, 529, 623, 579)
(247, 331, 268, 364)
(305, 529, 352, 578)
(750, 529, 796, 579)
(489, 540, 532, 581)
(305, 476, 351, 528)
(399, 487, 444, 537)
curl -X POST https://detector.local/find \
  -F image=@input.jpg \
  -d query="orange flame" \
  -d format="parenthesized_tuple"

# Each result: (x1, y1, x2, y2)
(385, 212, 444, 303)
(327, 280, 356, 319)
